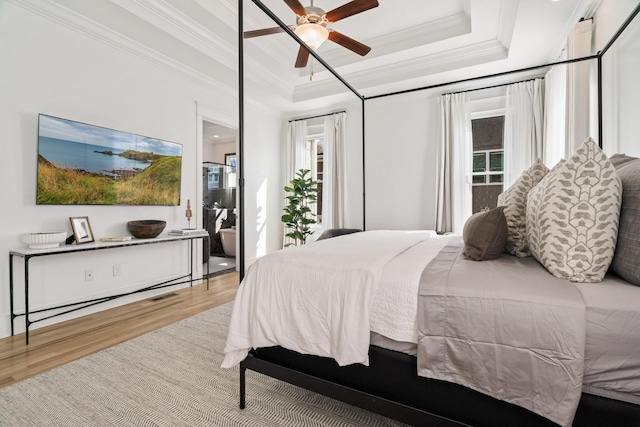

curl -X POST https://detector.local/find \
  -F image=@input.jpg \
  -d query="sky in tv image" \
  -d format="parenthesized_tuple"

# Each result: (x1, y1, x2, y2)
(39, 114, 182, 156)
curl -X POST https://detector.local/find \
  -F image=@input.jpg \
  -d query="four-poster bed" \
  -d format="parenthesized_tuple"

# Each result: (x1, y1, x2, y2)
(232, 1, 640, 426)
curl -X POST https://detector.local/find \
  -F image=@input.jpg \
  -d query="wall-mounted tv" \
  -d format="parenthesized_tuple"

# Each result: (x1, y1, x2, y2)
(37, 114, 183, 205)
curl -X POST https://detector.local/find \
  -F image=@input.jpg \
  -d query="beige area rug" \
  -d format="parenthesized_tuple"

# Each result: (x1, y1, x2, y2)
(0, 303, 407, 426)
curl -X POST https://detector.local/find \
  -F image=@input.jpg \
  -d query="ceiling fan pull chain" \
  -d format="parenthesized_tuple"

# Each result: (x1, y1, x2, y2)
(310, 58, 314, 81)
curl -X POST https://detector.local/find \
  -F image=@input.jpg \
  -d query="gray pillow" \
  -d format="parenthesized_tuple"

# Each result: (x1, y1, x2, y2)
(462, 206, 508, 261)
(609, 153, 638, 169)
(610, 155, 640, 286)
(315, 228, 362, 241)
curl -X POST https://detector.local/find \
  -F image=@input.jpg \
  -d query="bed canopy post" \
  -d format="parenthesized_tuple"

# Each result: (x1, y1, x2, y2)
(361, 96, 366, 230)
(597, 54, 603, 148)
(238, 0, 246, 281)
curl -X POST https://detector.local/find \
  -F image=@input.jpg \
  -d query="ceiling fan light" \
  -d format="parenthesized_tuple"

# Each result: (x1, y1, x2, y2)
(294, 23, 329, 50)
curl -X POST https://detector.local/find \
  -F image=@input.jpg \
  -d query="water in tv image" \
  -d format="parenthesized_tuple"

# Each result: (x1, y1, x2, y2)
(37, 114, 183, 205)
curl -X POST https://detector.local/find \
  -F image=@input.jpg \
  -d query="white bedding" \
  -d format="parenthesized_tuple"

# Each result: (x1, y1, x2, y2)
(370, 234, 451, 344)
(222, 230, 438, 368)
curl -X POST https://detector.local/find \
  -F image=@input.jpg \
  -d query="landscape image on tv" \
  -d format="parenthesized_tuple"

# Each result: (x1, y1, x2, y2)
(37, 114, 183, 205)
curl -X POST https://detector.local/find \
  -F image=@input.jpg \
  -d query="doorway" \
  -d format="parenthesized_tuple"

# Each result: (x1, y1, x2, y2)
(202, 120, 237, 276)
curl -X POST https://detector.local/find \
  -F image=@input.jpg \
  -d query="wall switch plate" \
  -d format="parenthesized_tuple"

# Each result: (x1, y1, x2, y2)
(113, 264, 121, 277)
(85, 269, 94, 281)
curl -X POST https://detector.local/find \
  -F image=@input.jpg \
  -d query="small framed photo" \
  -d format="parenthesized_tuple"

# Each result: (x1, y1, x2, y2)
(69, 216, 94, 244)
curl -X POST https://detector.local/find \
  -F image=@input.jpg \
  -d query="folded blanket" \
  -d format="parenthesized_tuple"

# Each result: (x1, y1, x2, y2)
(417, 237, 586, 427)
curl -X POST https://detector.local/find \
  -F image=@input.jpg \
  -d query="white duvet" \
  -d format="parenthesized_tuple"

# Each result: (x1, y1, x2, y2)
(221, 230, 438, 368)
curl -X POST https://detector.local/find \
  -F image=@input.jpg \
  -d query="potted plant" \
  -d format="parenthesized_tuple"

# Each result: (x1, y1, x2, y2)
(281, 169, 319, 246)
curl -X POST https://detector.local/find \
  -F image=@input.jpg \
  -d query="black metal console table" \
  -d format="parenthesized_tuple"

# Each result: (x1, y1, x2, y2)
(9, 231, 210, 344)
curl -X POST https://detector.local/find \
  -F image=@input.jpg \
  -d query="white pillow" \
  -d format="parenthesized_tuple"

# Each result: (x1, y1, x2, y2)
(497, 158, 549, 257)
(526, 138, 621, 282)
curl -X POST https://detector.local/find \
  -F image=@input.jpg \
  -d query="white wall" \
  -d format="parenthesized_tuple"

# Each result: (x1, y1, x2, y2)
(204, 139, 236, 165)
(242, 105, 283, 265)
(0, 3, 285, 337)
(597, 0, 640, 156)
(364, 90, 440, 230)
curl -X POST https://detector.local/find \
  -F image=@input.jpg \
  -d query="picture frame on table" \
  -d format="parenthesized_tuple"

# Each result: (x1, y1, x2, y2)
(69, 216, 94, 244)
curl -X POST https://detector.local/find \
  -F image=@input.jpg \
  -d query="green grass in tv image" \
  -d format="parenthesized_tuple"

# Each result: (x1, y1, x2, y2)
(37, 153, 182, 205)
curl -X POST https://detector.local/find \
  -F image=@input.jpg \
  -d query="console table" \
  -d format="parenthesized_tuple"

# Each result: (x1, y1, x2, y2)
(9, 231, 210, 344)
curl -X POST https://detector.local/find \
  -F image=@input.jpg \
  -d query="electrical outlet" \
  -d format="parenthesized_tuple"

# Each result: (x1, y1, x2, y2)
(85, 269, 94, 281)
(113, 264, 121, 277)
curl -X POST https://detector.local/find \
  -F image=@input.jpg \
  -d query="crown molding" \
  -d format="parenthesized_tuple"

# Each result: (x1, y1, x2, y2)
(298, 10, 472, 74)
(496, 0, 519, 49)
(8, 0, 240, 98)
(109, 0, 237, 70)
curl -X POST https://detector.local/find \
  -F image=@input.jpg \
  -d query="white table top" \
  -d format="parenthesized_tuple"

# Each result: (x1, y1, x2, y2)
(10, 231, 209, 257)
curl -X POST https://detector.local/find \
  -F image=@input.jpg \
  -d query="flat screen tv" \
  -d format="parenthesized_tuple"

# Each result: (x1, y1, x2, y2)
(37, 114, 183, 205)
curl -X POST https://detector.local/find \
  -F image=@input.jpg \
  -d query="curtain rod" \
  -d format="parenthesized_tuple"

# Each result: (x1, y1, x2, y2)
(288, 110, 346, 123)
(442, 77, 542, 96)
(365, 54, 598, 101)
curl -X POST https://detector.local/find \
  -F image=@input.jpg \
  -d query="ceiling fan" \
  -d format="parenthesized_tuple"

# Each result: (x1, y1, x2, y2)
(244, 0, 379, 68)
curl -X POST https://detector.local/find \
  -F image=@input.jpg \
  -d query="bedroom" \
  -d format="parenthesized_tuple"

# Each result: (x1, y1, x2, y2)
(1, 0, 639, 425)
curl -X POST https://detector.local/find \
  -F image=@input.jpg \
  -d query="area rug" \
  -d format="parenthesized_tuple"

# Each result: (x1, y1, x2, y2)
(0, 303, 407, 426)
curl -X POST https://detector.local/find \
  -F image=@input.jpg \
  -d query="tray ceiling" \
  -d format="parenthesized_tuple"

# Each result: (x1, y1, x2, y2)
(9, 0, 597, 106)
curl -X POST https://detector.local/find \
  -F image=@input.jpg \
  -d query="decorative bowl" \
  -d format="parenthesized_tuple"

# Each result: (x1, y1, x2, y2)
(22, 231, 67, 249)
(127, 220, 166, 238)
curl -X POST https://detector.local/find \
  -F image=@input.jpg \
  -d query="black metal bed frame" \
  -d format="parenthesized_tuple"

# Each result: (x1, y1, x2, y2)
(235, 1, 640, 425)
(240, 346, 640, 426)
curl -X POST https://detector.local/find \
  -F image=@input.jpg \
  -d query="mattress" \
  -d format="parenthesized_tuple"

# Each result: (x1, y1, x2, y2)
(577, 275, 640, 405)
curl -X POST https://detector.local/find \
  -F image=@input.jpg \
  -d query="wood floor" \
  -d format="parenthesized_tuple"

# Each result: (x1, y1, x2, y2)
(0, 272, 239, 389)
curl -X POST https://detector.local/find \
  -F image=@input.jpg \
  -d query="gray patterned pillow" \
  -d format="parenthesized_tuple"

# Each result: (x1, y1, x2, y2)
(526, 159, 565, 261)
(497, 158, 549, 257)
(526, 138, 622, 282)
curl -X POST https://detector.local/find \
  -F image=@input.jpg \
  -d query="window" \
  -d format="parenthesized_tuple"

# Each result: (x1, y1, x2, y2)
(304, 135, 323, 224)
(471, 116, 504, 213)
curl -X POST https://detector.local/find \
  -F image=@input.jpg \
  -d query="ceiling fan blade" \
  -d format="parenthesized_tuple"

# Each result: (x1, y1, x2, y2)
(244, 27, 285, 38)
(295, 46, 310, 68)
(284, 0, 307, 16)
(325, 0, 379, 22)
(328, 31, 371, 56)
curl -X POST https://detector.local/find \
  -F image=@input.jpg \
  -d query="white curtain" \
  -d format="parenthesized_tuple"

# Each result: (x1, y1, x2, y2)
(566, 19, 594, 154)
(322, 112, 347, 230)
(283, 120, 308, 246)
(543, 60, 567, 168)
(503, 79, 545, 187)
(435, 93, 472, 234)
(542, 19, 593, 168)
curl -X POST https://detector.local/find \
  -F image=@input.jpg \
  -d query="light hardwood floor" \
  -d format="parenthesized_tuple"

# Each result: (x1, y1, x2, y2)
(0, 272, 239, 389)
